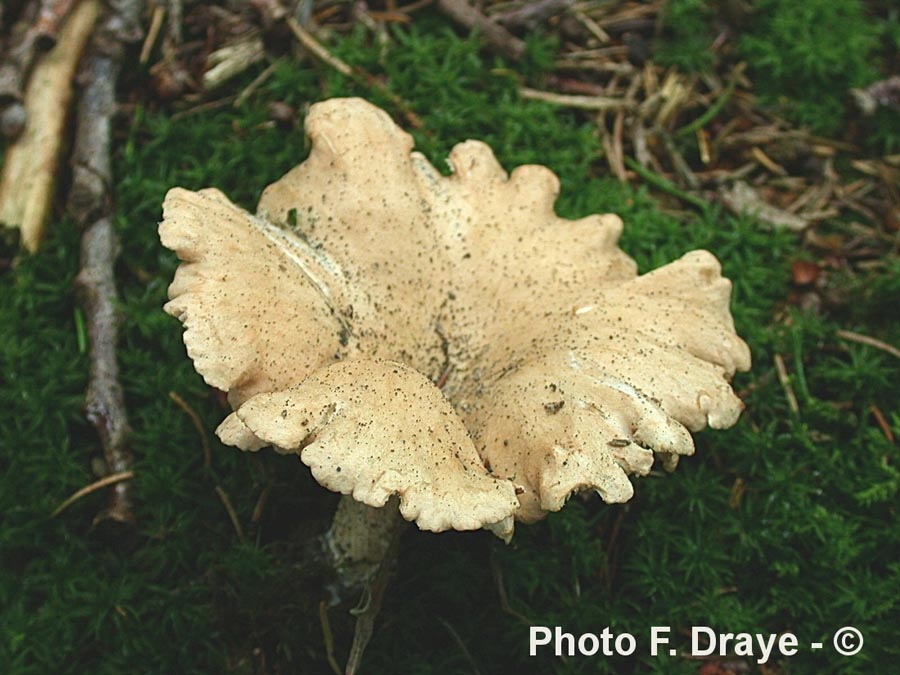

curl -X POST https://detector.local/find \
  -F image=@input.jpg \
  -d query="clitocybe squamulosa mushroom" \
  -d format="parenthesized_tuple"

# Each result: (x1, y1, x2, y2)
(160, 97, 750, 593)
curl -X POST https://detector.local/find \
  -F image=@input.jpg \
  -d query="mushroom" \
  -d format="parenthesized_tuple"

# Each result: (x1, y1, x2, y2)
(159, 97, 750, 582)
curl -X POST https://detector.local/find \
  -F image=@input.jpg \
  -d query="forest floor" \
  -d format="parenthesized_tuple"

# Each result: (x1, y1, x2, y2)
(1, 1, 898, 674)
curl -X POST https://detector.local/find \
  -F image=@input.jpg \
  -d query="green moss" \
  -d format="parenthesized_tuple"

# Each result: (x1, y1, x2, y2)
(659, 0, 897, 145)
(656, 0, 718, 72)
(739, 0, 881, 136)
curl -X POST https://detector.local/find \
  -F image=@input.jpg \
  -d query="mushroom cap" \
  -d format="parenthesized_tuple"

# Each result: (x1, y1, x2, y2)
(217, 358, 519, 536)
(160, 97, 750, 535)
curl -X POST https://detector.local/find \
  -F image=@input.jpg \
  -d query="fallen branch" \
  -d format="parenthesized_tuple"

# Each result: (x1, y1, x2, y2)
(68, 0, 144, 525)
(0, 0, 100, 250)
(76, 216, 136, 525)
(435, 0, 526, 61)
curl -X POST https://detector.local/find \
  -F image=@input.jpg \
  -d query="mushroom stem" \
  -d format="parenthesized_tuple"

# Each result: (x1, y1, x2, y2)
(323, 495, 407, 601)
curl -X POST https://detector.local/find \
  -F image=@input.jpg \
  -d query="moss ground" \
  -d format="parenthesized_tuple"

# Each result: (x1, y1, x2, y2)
(2, 11, 898, 675)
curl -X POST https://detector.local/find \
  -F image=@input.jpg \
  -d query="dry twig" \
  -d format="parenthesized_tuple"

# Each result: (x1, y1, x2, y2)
(68, 0, 145, 525)
(436, 0, 526, 60)
(520, 86, 632, 111)
(286, 17, 423, 129)
(0, 0, 100, 249)
(286, 17, 352, 76)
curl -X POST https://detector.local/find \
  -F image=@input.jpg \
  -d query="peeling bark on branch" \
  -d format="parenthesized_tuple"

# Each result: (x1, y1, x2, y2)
(68, 0, 144, 525)
(75, 218, 134, 525)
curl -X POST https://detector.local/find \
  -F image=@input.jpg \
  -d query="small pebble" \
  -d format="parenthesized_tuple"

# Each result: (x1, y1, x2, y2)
(268, 101, 296, 128)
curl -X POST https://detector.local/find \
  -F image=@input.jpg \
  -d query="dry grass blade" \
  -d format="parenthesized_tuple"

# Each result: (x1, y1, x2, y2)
(836, 330, 900, 360)
(774, 353, 800, 416)
(438, 617, 483, 675)
(751, 146, 787, 176)
(214, 485, 245, 542)
(520, 86, 632, 111)
(625, 157, 709, 210)
(870, 405, 895, 443)
(169, 390, 211, 468)
(140, 4, 166, 64)
(234, 59, 281, 107)
(286, 17, 353, 76)
(51, 471, 135, 517)
(318, 601, 343, 675)
(489, 549, 537, 626)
